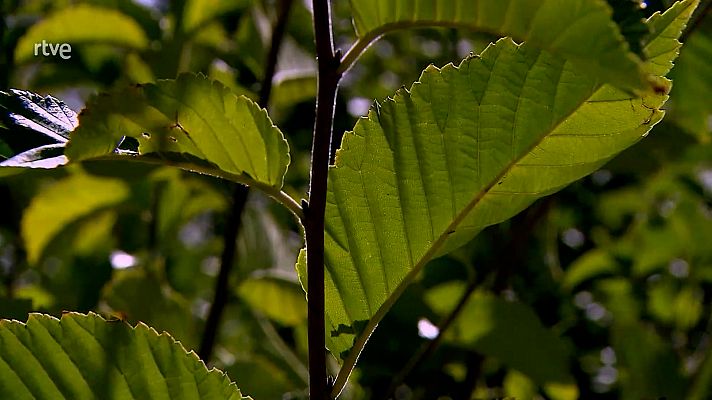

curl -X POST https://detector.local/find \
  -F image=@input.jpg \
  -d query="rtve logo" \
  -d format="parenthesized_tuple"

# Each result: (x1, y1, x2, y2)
(33, 40, 72, 60)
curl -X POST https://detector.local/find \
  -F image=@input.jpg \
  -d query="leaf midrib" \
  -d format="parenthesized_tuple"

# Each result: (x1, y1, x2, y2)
(331, 67, 625, 395)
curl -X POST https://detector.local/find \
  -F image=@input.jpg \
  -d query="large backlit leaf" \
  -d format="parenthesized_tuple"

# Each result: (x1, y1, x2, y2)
(14, 5, 149, 63)
(347, 0, 650, 92)
(21, 172, 130, 264)
(66, 74, 291, 190)
(300, 1, 697, 392)
(0, 312, 248, 399)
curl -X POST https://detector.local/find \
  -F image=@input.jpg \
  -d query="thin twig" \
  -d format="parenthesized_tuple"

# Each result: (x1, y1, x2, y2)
(306, 0, 342, 398)
(382, 275, 484, 399)
(198, 186, 249, 361)
(253, 309, 309, 384)
(384, 198, 554, 399)
(198, 0, 296, 363)
(260, 0, 295, 108)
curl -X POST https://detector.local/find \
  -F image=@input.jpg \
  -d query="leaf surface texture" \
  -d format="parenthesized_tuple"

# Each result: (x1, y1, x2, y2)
(0, 313, 248, 399)
(67, 74, 290, 190)
(348, 0, 650, 91)
(301, 1, 698, 380)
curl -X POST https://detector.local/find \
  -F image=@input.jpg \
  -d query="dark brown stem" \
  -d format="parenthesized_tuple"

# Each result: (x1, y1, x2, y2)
(198, 0, 295, 363)
(306, 1, 341, 398)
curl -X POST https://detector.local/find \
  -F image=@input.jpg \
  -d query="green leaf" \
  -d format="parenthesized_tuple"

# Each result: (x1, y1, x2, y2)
(644, 0, 701, 77)
(21, 172, 129, 264)
(563, 249, 619, 290)
(14, 5, 149, 63)
(613, 322, 686, 399)
(427, 284, 575, 388)
(183, 0, 251, 34)
(66, 74, 291, 191)
(0, 312, 248, 400)
(347, 0, 650, 91)
(305, 1, 697, 393)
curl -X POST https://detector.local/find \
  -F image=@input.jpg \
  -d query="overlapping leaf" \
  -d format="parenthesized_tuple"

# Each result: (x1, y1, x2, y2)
(66, 74, 291, 190)
(14, 5, 148, 63)
(299, 1, 698, 392)
(348, 0, 650, 91)
(0, 313, 248, 399)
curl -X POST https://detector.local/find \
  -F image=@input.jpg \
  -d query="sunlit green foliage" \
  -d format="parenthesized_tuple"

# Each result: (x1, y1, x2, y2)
(0, 0, 710, 399)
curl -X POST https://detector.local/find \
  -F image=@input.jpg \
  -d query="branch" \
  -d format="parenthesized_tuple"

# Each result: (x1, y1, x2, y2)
(382, 274, 484, 399)
(260, 0, 295, 107)
(198, 185, 249, 361)
(306, 0, 342, 399)
(198, 0, 296, 363)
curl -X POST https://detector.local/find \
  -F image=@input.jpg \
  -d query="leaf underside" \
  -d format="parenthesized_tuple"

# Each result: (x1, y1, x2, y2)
(0, 313, 248, 400)
(299, 0, 698, 387)
(0, 90, 77, 175)
(0, 89, 75, 155)
(348, 0, 650, 92)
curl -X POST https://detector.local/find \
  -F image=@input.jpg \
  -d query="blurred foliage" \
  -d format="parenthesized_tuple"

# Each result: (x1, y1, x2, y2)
(0, 0, 711, 399)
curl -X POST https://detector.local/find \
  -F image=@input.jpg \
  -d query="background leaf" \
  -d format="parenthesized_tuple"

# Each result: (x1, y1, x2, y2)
(21, 172, 129, 264)
(426, 283, 576, 389)
(14, 5, 149, 63)
(237, 272, 307, 327)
